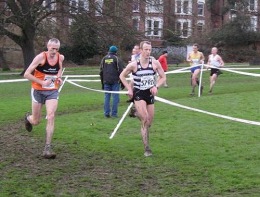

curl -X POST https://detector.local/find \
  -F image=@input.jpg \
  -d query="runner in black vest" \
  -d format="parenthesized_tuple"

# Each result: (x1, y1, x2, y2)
(120, 41, 166, 157)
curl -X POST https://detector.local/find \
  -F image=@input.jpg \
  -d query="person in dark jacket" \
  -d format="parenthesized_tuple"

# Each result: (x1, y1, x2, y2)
(100, 45, 124, 118)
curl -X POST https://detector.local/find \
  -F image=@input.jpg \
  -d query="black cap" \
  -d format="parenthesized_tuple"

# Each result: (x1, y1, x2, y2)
(162, 50, 168, 54)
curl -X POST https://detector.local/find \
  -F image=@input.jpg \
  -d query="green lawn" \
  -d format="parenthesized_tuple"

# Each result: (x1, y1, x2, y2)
(0, 64, 260, 196)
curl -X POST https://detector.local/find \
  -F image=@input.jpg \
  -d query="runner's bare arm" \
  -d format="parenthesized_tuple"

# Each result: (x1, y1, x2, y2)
(56, 54, 65, 84)
(24, 53, 47, 86)
(200, 52, 205, 62)
(218, 55, 224, 67)
(119, 62, 135, 91)
(154, 59, 166, 88)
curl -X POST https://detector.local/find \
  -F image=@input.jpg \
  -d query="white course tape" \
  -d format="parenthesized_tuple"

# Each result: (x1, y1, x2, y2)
(64, 75, 99, 78)
(68, 78, 260, 126)
(206, 65, 260, 77)
(155, 96, 260, 126)
(58, 68, 66, 92)
(221, 67, 260, 70)
(2, 66, 259, 83)
(68, 77, 132, 82)
(67, 80, 128, 94)
(221, 68, 260, 77)
(109, 102, 134, 139)
(166, 63, 208, 75)
(0, 79, 28, 83)
(166, 65, 193, 74)
(68, 79, 101, 82)
(166, 65, 260, 76)
(58, 76, 68, 93)
(198, 64, 204, 97)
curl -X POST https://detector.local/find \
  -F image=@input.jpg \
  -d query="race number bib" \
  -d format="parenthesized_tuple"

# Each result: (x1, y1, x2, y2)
(140, 75, 154, 90)
(192, 59, 199, 65)
(211, 60, 220, 67)
(42, 75, 56, 89)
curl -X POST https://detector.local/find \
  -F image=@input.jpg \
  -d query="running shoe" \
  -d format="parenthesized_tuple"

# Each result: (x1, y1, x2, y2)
(129, 107, 136, 118)
(24, 112, 32, 132)
(144, 146, 152, 157)
(42, 144, 56, 159)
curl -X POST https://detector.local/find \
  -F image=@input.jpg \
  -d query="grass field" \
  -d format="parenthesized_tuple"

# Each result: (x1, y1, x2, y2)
(0, 63, 260, 197)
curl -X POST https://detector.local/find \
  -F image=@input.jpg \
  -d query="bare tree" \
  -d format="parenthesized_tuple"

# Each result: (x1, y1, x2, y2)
(0, 48, 8, 70)
(0, 0, 58, 73)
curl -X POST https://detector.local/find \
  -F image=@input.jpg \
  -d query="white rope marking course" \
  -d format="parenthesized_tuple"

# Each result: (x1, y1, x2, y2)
(67, 79, 260, 128)
(3, 66, 260, 83)
(155, 96, 260, 126)
(198, 64, 204, 97)
(67, 80, 128, 94)
(205, 64, 260, 77)
(109, 102, 134, 139)
(3, 66, 260, 128)
(0, 79, 28, 83)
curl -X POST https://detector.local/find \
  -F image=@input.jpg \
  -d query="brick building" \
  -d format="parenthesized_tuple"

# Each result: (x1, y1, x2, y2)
(0, 0, 259, 66)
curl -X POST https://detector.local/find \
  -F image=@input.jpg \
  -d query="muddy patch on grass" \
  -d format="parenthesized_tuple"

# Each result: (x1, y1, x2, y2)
(0, 119, 151, 196)
(0, 118, 204, 197)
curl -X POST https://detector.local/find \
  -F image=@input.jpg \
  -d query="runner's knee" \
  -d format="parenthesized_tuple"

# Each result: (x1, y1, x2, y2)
(46, 113, 55, 121)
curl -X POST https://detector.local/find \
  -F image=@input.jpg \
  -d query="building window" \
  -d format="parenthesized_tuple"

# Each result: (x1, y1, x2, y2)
(43, 0, 56, 11)
(70, 0, 78, 14)
(146, 0, 163, 13)
(176, 22, 181, 35)
(250, 16, 257, 31)
(78, 0, 89, 12)
(69, 0, 89, 13)
(197, 20, 205, 33)
(95, 0, 104, 16)
(176, 19, 191, 38)
(175, 0, 192, 15)
(145, 17, 163, 37)
(230, 13, 237, 21)
(182, 22, 189, 37)
(153, 21, 160, 35)
(249, 0, 257, 11)
(133, 0, 140, 12)
(69, 0, 77, 13)
(133, 17, 140, 31)
(68, 18, 74, 26)
(198, 2, 204, 16)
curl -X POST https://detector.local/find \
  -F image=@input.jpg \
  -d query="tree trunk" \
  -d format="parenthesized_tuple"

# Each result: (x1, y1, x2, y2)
(20, 39, 35, 75)
(0, 50, 10, 71)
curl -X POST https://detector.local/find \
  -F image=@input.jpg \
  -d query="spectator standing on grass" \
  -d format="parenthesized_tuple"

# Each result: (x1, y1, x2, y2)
(24, 38, 64, 159)
(187, 43, 205, 96)
(100, 45, 124, 118)
(207, 47, 224, 94)
(119, 41, 166, 157)
(158, 50, 169, 87)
